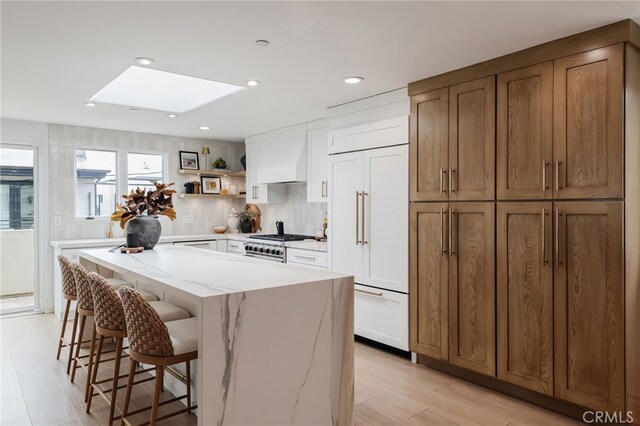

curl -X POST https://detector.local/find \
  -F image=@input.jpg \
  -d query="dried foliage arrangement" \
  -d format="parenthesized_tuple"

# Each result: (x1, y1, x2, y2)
(110, 182, 177, 229)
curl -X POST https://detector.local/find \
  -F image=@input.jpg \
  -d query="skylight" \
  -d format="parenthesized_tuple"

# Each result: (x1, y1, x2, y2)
(91, 66, 244, 113)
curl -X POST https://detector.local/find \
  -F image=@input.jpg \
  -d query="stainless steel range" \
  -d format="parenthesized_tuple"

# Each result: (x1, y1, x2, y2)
(243, 234, 315, 262)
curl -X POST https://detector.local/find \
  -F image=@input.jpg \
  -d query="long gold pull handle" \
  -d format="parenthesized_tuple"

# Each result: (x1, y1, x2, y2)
(440, 169, 447, 194)
(355, 288, 383, 297)
(555, 208, 562, 268)
(361, 192, 368, 244)
(542, 161, 549, 191)
(448, 168, 455, 193)
(322, 180, 327, 197)
(555, 159, 562, 191)
(355, 191, 361, 245)
(449, 208, 455, 257)
(542, 209, 549, 265)
(441, 208, 447, 255)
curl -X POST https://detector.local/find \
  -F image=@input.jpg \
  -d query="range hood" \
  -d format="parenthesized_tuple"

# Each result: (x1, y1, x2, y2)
(256, 123, 307, 184)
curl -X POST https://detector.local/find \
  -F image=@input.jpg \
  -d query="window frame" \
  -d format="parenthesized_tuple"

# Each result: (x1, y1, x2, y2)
(74, 146, 168, 220)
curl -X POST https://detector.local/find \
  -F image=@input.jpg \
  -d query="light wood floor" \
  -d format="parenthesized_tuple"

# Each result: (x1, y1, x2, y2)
(0, 314, 578, 425)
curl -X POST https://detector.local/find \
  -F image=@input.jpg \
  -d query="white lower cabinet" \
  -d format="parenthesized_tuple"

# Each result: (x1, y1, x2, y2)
(226, 240, 245, 255)
(172, 240, 216, 250)
(354, 284, 408, 350)
(286, 248, 327, 269)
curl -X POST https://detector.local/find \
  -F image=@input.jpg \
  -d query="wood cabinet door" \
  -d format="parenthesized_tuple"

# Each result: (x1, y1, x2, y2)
(410, 203, 449, 360)
(449, 77, 495, 201)
(410, 88, 449, 201)
(449, 202, 495, 375)
(497, 63, 553, 200)
(497, 202, 553, 395)
(554, 201, 624, 411)
(553, 45, 623, 199)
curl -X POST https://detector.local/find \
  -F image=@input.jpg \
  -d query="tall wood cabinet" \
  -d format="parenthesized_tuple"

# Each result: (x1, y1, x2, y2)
(410, 20, 640, 419)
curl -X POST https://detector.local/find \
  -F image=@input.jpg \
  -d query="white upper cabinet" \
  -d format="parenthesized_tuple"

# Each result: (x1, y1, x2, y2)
(328, 116, 409, 154)
(306, 122, 328, 202)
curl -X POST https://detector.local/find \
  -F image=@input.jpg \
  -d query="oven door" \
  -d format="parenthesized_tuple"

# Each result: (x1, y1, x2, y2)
(244, 252, 285, 263)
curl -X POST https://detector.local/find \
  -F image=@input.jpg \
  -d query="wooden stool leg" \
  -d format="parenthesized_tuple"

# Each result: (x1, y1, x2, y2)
(150, 366, 163, 426)
(121, 360, 137, 426)
(84, 323, 97, 402)
(66, 310, 79, 374)
(186, 360, 192, 413)
(86, 334, 104, 414)
(107, 337, 123, 426)
(56, 299, 71, 360)
(70, 313, 86, 383)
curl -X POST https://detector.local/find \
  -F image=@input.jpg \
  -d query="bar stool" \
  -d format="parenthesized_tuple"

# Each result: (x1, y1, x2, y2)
(56, 256, 78, 374)
(119, 286, 198, 426)
(86, 272, 191, 425)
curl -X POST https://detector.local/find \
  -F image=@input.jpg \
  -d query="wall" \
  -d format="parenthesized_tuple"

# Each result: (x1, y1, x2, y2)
(258, 183, 326, 236)
(47, 124, 246, 240)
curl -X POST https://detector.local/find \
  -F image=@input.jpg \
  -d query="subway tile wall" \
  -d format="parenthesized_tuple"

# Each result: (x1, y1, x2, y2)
(256, 184, 326, 236)
(48, 123, 245, 240)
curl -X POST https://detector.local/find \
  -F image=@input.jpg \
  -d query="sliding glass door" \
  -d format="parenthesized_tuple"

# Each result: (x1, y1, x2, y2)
(0, 145, 37, 314)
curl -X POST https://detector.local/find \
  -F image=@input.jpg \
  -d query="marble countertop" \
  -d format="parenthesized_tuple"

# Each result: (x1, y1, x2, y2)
(51, 233, 327, 252)
(79, 245, 343, 298)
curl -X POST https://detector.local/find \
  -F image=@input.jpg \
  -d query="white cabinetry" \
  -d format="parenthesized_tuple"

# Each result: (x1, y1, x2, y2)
(245, 136, 286, 204)
(286, 247, 327, 269)
(306, 122, 328, 202)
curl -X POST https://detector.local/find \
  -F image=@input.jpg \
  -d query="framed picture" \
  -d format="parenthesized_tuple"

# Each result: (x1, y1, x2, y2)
(201, 176, 221, 194)
(179, 151, 199, 170)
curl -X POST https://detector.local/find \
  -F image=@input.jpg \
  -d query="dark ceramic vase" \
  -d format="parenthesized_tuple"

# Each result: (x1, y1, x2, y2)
(126, 215, 161, 249)
(240, 154, 246, 171)
(239, 219, 252, 233)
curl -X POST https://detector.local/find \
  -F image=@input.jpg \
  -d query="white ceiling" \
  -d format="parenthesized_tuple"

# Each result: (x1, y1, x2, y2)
(2, 1, 639, 142)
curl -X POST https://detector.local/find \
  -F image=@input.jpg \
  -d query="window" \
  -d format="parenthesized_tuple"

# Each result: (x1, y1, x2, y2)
(0, 147, 34, 230)
(127, 153, 165, 194)
(75, 149, 117, 218)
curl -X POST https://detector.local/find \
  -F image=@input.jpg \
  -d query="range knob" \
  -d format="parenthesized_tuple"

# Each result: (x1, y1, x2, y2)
(259, 247, 264, 253)
(274, 249, 281, 256)
(265, 248, 272, 254)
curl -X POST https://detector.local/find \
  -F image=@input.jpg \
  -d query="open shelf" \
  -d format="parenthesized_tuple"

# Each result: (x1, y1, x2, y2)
(178, 193, 246, 199)
(177, 169, 246, 177)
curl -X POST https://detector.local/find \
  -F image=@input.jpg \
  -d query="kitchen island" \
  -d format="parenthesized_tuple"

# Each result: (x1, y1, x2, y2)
(78, 245, 353, 425)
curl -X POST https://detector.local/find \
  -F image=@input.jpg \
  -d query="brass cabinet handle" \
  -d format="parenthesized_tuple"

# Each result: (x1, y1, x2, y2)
(542, 209, 549, 265)
(449, 208, 455, 257)
(355, 288, 383, 297)
(542, 161, 549, 191)
(440, 169, 447, 194)
(293, 254, 317, 261)
(255, 186, 259, 198)
(441, 208, 447, 255)
(361, 192, 368, 245)
(555, 208, 562, 268)
(355, 191, 361, 245)
(555, 159, 562, 191)
(449, 168, 455, 193)
(322, 180, 327, 197)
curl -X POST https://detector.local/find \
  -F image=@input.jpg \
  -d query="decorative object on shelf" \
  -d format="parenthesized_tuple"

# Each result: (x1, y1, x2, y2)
(245, 203, 262, 232)
(237, 208, 256, 233)
(110, 182, 176, 249)
(227, 208, 240, 233)
(202, 147, 210, 170)
(184, 182, 194, 194)
(193, 181, 201, 194)
(213, 225, 228, 234)
(179, 151, 199, 170)
(211, 157, 227, 170)
(240, 154, 246, 171)
(201, 176, 221, 194)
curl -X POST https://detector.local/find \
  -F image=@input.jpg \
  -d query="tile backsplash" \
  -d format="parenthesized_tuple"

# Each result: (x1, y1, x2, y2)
(257, 183, 326, 236)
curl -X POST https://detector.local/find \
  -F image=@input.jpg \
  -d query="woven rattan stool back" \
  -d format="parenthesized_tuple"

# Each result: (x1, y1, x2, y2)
(118, 287, 173, 357)
(88, 272, 126, 332)
(73, 263, 94, 311)
(58, 256, 77, 297)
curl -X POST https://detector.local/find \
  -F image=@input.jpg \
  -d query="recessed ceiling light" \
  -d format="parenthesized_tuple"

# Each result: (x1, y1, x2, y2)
(129, 108, 138, 112)
(255, 40, 270, 47)
(199, 126, 211, 130)
(246, 80, 260, 87)
(344, 76, 364, 84)
(84, 102, 97, 107)
(90, 66, 244, 113)
(135, 57, 155, 66)
(167, 114, 178, 118)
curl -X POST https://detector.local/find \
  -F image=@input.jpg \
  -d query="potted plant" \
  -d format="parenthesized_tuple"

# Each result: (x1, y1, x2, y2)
(237, 209, 256, 233)
(110, 182, 177, 249)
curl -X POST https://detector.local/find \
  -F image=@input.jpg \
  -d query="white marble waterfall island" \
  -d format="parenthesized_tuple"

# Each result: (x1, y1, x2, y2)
(78, 246, 354, 425)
